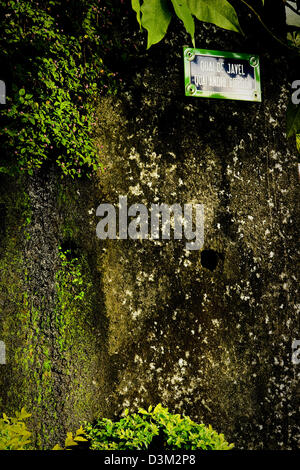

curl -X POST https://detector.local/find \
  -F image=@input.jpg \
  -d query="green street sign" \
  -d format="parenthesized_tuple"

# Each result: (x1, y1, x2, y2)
(183, 47, 261, 102)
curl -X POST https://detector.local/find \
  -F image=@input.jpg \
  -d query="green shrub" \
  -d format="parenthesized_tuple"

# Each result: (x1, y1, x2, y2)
(0, 405, 234, 450)
(0, 408, 32, 450)
(84, 404, 234, 450)
(53, 426, 88, 450)
(0, 408, 87, 450)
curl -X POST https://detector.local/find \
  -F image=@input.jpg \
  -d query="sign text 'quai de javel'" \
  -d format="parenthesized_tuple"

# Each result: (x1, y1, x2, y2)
(184, 47, 261, 102)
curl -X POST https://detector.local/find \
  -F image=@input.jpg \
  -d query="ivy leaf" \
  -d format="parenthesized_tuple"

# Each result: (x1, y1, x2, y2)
(0, 167, 11, 174)
(65, 432, 78, 447)
(75, 425, 86, 436)
(287, 102, 300, 138)
(153, 403, 163, 414)
(52, 444, 64, 450)
(19, 408, 32, 420)
(2, 413, 9, 423)
(74, 435, 88, 442)
(171, 0, 195, 47)
(141, 0, 172, 49)
(186, 0, 242, 34)
(131, 0, 142, 29)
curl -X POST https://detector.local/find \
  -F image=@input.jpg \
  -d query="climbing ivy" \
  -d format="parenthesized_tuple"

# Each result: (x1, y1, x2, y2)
(0, 0, 119, 178)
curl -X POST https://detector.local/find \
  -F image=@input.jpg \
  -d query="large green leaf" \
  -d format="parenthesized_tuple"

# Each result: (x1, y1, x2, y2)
(287, 102, 300, 138)
(141, 0, 172, 49)
(171, 0, 195, 46)
(131, 0, 142, 29)
(187, 0, 242, 34)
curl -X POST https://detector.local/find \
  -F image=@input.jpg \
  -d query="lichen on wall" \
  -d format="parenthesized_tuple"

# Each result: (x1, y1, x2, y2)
(0, 172, 114, 448)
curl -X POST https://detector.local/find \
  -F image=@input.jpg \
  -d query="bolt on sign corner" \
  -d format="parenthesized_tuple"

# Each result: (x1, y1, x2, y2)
(183, 47, 261, 102)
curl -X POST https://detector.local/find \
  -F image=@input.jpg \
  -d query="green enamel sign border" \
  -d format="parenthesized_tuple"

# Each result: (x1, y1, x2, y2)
(183, 47, 262, 102)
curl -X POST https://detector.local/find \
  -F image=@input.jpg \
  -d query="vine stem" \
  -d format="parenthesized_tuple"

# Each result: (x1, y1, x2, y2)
(238, 0, 296, 51)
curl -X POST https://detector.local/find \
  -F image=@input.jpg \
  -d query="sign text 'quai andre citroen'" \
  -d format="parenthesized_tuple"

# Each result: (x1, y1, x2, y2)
(184, 47, 261, 102)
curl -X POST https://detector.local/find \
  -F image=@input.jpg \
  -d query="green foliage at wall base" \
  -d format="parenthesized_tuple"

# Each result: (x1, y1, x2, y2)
(85, 404, 234, 450)
(0, 408, 32, 450)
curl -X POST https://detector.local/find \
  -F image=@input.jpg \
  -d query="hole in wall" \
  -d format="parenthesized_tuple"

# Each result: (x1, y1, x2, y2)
(200, 249, 220, 271)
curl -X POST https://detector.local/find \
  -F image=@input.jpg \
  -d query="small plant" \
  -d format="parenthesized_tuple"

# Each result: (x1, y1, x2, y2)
(85, 403, 234, 450)
(53, 426, 88, 450)
(0, 408, 88, 450)
(0, 408, 32, 450)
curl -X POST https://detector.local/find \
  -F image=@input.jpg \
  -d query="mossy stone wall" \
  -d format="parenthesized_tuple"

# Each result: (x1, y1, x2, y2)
(0, 18, 299, 450)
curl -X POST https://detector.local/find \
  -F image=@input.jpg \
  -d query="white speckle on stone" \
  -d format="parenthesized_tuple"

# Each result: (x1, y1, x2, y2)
(129, 183, 143, 196)
(178, 358, 187, 367)
(132, 308, 142, 320)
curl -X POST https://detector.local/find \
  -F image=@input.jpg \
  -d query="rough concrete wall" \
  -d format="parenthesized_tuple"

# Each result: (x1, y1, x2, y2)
(0, 9, 299, 451)
(0, 172, 115, 448)
(94, 24, 299, 449)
